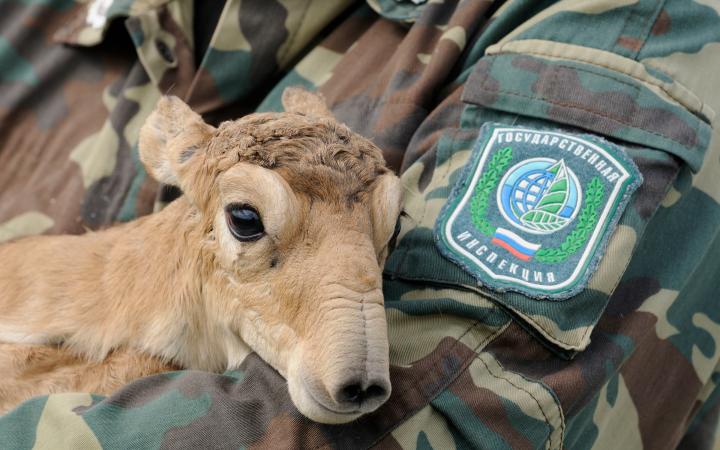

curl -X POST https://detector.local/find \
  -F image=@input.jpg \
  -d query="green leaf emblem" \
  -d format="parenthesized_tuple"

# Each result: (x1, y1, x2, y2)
(519, 160, 571, 233)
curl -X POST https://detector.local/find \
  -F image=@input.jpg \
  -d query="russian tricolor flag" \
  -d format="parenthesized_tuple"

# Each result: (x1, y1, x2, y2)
(491, 228, 541, 261)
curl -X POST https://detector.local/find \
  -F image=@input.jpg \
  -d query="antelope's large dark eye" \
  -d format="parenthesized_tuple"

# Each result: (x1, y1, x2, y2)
(225, 204, 265, 242)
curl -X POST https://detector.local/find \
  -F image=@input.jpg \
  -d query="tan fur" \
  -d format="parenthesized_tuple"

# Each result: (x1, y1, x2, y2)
(0, 345, 178, 414)
(0, 89, 403, 423)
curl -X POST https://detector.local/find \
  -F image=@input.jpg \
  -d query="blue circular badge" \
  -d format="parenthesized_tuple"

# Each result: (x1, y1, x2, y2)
(497, 158, 582, 235)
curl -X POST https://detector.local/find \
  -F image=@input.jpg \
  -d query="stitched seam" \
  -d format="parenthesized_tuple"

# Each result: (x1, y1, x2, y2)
(614, 3, 638, 58)
(457, 282, 589, 349)
(311, 320, 487, 450)
(476, 356, 563, 450)
(634, 0, 667, 61)
(511, 367, 566, 449)
(365, 318, 510, 449)
(384, 317, 487, 402)
(476, 356, 555, 448)
(615, 0, 661, 60)
(480, 54, 702, 149)
(490, 47, 710, 125)
(616, 0, 661, 61)
(483, 287, 583, 349)
(471, 58, 686, 349)
(476, 77, 699, 152)
(357, 321, 483, 450)
(549, 64, 642, 92)
(514, 304, 591, 349)
(389, 273, 587, 351)
(371, 321, 504, 446)
(641, 60, 691, 91)
(383, 275, 587, 349)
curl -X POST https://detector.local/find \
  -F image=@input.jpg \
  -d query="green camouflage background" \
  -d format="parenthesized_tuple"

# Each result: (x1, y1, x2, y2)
(0, 0, 719, 448)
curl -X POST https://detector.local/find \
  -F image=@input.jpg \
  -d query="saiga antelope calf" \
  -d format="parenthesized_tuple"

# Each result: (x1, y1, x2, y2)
(0, 88, 403, 424)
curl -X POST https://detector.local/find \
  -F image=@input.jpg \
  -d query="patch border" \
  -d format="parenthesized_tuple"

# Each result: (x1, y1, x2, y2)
(435, 123, 643, 300)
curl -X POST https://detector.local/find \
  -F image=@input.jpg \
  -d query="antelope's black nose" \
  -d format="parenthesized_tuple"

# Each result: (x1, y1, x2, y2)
(338, 381, 388, 404)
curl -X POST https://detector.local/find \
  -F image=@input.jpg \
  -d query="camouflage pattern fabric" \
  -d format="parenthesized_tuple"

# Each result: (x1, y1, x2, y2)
(0, 0, 719, 449)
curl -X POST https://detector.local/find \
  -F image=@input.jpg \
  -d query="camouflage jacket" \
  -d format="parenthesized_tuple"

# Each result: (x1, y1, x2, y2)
(1, 0, 719, 448)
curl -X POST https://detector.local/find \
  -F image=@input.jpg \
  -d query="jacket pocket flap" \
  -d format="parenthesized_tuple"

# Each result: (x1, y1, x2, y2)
(460, 42, 712, 172)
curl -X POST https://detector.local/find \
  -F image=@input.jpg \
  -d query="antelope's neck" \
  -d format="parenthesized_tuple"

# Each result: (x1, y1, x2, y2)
(0, 198, 219, 368)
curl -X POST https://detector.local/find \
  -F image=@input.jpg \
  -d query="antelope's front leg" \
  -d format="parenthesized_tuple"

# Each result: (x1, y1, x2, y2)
(0, 344, 178, 414)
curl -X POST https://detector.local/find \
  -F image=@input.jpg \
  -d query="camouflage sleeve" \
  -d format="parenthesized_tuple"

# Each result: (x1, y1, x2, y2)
(0, 0, 354, 236)
(2, 0, 720, 449)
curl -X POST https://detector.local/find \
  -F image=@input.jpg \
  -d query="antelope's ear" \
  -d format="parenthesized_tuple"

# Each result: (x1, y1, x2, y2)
(281, 87, 333, 119)
(371, 173, 404, 252)
(139, 96, 215, 187)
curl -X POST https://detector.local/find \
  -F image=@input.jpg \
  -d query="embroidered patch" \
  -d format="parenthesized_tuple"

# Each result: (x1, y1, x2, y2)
(435, 124, 642, 299)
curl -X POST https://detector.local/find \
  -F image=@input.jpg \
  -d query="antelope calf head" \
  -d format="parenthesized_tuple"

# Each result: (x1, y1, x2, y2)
(139, 89, 403, 423)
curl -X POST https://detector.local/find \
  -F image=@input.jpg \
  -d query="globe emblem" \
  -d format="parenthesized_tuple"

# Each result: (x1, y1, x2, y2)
(497, 158, 582, 235)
